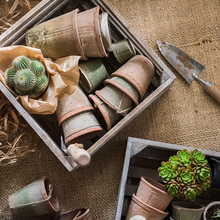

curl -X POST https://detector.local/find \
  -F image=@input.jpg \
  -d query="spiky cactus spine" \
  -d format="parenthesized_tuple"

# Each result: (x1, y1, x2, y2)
(14, 69, 36, 91)
(12, 56, 30, 70)
(5, 67, 16, 87)
(29, 60, 45, 76)
(34, 74, 48, 92)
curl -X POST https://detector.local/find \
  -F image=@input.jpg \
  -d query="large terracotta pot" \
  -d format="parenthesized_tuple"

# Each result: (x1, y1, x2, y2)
(62, 110, 103, 145)
(77, 6, 108, 58)
(9, 177, 59, 218)
(112, 55, 155, 99)
(56, 86, 94, 125)
(136, 177, 174, 211)
(54, 208, 92, 220)
(89, 94, 121, 130)
(25, 9, 84, 59)
(95, 84, 133, 116)
(126, 194, 168, 220)
(104, 76, 139, 105)
(171, 201, 205, 220)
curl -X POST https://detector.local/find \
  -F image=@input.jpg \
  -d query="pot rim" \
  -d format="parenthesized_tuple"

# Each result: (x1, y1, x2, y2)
(132, 194, 168, 216)
(203, 201, 220, 220)
(57, 208, 90, 219)
(172, 201, 205, 210)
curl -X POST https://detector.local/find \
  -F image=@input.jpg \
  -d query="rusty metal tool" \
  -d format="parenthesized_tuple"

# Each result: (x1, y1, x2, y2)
(157, 41, 220, 103)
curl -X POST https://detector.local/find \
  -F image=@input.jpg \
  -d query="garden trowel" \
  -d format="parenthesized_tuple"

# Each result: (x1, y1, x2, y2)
(157, 41, 220, 103)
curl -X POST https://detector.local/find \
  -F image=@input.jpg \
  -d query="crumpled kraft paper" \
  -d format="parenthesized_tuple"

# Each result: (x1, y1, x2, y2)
(0, 45, 80, 114)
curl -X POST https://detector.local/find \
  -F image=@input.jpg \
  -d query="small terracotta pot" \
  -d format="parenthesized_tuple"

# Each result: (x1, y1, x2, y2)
(203, 201, 220, 220)
(89, 94, 121, 130)
(136, 177, 174, 211)
(79, 59, 108, 93)
(112, 38, 136, 64)
(104, 76, 139, 105)
(54, 208, 92, 220)
(99, 12, 112, 52)
(126, 194, 168, 220)
(9, 177, 59, 218)
(62, 110, 103, 145)
(95, 84, 133, 116)
(112, 55, 155, 99)
(77, 6, 108, 58)
(56, 86, 94, 125)
(25, 9, 84, 59)
(172, 201, 205, 220)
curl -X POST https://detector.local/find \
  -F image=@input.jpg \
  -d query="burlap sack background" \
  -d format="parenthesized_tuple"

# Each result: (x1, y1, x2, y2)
(0, 0, 219, 219)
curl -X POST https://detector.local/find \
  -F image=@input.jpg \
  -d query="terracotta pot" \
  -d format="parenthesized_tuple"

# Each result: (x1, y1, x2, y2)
(56, 86, 94, 125)
(203, 201, 220, 220)
(112, 38, 136, 64)
(112, 55, 155, 99)
(104, 76, 139, 105)
(77, 6, 108, 58)
(95, 84, 133, 116)
(79, 59, 108, 93)
(25, 9, 84, 59)
(62, 110, 103, 145)
(89, 94, 121, 130)
(99, 12, 112, 52)
(54, 208, 92, 220)
(136, 177, 174, 211)
(9, 177, 59, 218)
(171, 201, 205, 220)
(126, 194, 168, 220)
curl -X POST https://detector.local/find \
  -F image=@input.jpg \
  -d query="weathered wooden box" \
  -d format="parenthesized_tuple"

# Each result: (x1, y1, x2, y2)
(0, 0, 175, 171)
(115, 137, 220, 219)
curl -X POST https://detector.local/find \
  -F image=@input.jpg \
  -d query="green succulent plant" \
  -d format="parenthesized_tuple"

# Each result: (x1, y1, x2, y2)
(12, 56, 30, 70)
(5, 67, 16, 87)
(29, 60, 45, 76)
(158, 161, 177, 182)
(158, 149, 211, 201)
(5, 56, 48, 98)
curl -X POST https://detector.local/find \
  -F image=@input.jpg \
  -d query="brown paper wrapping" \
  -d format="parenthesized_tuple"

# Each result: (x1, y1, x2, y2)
(0, 46, 80, 114)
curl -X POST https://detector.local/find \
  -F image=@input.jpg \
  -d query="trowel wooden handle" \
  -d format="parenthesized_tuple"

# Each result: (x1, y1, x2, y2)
(204, 83, 220, 104)
(67, 144, 91, 166)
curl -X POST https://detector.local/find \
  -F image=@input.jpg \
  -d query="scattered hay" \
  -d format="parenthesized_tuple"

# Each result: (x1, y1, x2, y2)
(0, 92, 38, 166)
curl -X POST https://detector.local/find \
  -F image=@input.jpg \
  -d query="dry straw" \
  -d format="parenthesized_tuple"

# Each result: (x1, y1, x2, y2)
(0, 92, 37, 166)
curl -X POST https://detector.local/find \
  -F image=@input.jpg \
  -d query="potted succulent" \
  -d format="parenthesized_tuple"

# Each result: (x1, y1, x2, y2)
(203, 201, 220, 220)
(158, 149, 212, 201)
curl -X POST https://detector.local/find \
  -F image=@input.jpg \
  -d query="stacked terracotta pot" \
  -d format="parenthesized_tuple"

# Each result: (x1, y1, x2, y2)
(89, 55, 155, 130)
(56, 86, 103, 146)
(25, 7, 112, 60)
(126, 177, 174, 220)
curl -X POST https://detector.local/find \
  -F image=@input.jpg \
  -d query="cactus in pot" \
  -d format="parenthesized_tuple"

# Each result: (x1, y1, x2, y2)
(4, 56, 48, 98)
(158, 149, 211, 201)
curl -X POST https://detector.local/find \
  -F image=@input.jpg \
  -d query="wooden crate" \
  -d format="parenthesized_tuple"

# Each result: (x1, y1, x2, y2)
(0, 0, 175, 171)
(115, 137, 220, 220)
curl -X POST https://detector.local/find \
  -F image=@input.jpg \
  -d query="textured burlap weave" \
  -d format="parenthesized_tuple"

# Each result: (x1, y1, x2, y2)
(0, 0, 219, 219)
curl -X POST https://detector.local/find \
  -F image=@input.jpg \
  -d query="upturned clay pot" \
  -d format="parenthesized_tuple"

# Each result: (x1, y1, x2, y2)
(89, 94, 121, 130)
(112, 38, 136, 64)
(54, 208, 92, 220)
(62, 110, 103, 145)
(203, 201, 220, 220)
(56, 86, 94, 125)
(136, 177, 174, 211)
(99, 12, 112, 52)
(210, 157, 220, 187)
(25, 9, 84, 59)
(79, 59, 108, 93)
(95, 84, 133, 116)
(126, 194, 168, 220)
(104, 76, 139, 105)
(77, 6, 108, 58)
(112, 55, 155, 99)
(9, 177, 59, 218)
(171, 201, 205, 220)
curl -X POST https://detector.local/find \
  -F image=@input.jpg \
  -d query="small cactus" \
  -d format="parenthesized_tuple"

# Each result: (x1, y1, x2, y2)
(29, 60, 45, 76)
(14, 69, 36, 91)
(34, 74, 48, 92)
(5, 67, 16, 87)
(12, 56, 30, 70)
